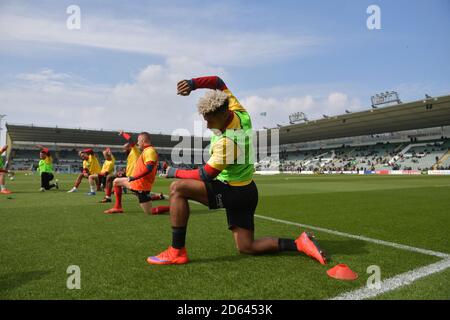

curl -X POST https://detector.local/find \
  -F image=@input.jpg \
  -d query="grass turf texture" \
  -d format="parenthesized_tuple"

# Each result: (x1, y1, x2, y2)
(1, 173, 449, 299)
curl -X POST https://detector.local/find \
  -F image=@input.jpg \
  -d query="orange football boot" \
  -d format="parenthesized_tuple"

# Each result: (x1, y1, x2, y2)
(295, 232, 327, 265)
(147, 246, 189, 265)
(1, 189, 12, 194)
(104, 207, 123, 214)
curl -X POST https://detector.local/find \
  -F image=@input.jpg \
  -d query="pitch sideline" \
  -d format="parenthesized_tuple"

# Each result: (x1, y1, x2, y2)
(254, 214, 449, 258)
(254, 214, 450, 300)
(181, 198, 450, 299)
(330, 258, 450, 300)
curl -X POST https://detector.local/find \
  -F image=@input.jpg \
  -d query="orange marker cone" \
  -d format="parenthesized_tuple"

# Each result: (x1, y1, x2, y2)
(327, 264, 358, 280)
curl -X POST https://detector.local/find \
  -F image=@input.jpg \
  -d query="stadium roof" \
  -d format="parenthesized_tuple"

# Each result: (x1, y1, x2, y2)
(6, 124, 209, 148)
(6, 94, 450, 148)
(277, 94, 450, 145)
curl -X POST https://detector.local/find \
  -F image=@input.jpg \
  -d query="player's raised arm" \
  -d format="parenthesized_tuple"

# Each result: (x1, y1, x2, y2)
(119, 130, 136, 146)
(177, 76, 227, 96)
(177, 80, 192, 96)
(36, 145, 50, 154)
(177, 76, 245, 112)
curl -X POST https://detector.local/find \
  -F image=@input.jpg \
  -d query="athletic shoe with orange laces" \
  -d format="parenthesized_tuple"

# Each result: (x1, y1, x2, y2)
(1, 189, 12, 194)
(104, 207, 123, 214)
(147, 246, 189, 265)
(295, 232, 327, 265)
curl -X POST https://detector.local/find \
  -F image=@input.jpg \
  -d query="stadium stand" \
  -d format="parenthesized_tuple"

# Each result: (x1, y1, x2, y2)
(5, 124, 209, 173)
(258, 94, 450, 173)
(5, 94, 450, 175)
(273, 138, 450, 172)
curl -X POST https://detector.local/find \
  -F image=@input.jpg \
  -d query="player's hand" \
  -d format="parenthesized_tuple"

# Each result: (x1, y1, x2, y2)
(118, 130, 124, 136)
(177, 80, 192, 96)
(166, 167, 177, 178)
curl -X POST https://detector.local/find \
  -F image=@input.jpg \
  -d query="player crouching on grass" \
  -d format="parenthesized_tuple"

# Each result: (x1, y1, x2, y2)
(104, 132, 169, 215)
(148, 76, 327, 265)
(37, 146, 58, 192)
(87, 148, 115, 196)
(0, 145, 12, 194)
(99, 131, 164, 203)
(99, 132, 140, 203)
(67, 149, 101, 193)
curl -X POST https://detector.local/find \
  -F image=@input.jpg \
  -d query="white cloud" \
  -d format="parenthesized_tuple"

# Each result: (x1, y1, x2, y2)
(241, 92, 363, 129)
(0, 9, 322, 66)
(0, 59, 225, 135)
(16, 69, 70, 83)
(0, 5, 354, 137)
(0, 61, 364, 137)
(327, 92, 348, 108)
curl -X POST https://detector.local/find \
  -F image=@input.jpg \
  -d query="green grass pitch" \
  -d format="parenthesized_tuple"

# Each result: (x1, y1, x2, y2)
(1, 173, 449, 299)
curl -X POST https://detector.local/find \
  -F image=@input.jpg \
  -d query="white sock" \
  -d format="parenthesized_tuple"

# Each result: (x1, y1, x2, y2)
(90, 186, 95, 193)
(0, 185, 5, 191)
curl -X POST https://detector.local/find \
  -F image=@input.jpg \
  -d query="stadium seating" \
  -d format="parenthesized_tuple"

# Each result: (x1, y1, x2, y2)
(5, 124, 208, 172)
(6, 123, 450, 173)
(276, 138, 450, 172)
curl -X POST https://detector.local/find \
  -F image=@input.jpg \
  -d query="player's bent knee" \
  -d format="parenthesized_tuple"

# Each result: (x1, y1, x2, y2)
(237, 247, 254, 255)
(169, 180, 183, 196)
(236, 243, 255, 255)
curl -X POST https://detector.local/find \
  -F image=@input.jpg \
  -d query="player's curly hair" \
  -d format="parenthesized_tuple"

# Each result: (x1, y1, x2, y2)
(197, 90, 229, 116)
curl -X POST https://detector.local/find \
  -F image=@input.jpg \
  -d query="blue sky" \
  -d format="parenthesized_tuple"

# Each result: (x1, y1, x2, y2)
(0, 0, 449, 142)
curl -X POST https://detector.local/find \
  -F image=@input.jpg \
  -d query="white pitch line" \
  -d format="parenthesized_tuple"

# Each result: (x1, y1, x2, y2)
(178, 201, 449, 258)
(255, 214, 450, 300)
(255, 214, 449, 258)
(330, 258, 450, 300)
(173, 198, 449, 299)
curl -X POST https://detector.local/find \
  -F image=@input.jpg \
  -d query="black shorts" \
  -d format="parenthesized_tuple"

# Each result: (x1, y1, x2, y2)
(204, 180, 258, 231)
(98, 173, 107, 186)
(131, 189, 151, 203)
